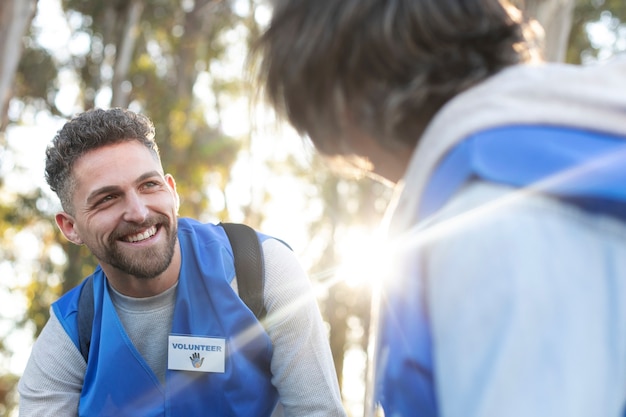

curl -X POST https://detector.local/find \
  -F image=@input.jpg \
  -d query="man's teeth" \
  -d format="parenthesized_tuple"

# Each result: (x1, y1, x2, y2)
(125, 226, 157, 243)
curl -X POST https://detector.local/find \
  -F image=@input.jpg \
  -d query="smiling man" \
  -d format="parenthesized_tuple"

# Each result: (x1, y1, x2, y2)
(56, 140, 180, 296)
(18, 108, 346, 417)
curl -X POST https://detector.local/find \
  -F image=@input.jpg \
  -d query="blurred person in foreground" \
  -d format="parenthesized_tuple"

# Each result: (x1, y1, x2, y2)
(253, 0, 626, 416)
(18, 108, 346, 417)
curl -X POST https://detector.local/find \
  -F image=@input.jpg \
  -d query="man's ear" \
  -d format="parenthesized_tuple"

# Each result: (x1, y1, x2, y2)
(165, 174, 180, 213)
(55, 212, 83, 245)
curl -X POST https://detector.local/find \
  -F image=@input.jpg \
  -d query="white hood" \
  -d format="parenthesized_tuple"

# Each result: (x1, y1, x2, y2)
(386, 57, 626, 235)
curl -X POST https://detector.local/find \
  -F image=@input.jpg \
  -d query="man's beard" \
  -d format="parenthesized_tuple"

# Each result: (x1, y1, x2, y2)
(94, 215, 178, 279)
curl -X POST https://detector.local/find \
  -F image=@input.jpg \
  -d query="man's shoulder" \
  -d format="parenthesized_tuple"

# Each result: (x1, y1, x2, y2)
(178, 217, 289, 248)
(176, 217, 228, 244)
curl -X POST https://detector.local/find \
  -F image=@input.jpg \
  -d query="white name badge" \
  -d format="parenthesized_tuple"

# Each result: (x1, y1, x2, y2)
(168, 335, 226, 373)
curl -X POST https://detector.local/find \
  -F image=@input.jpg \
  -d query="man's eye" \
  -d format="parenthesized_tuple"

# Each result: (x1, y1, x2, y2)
(143, 181, 161, 190)
(98, 195, 114, 204)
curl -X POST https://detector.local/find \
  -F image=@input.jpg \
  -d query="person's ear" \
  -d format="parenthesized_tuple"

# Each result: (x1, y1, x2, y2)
(55, 212, 83, 245)
(165, 174, 180, 212)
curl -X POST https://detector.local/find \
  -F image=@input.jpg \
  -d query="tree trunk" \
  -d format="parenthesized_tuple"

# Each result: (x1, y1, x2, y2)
(111, 0, 145, 108)
(523, 0, 576, 62)
(0, 0, 37, 132)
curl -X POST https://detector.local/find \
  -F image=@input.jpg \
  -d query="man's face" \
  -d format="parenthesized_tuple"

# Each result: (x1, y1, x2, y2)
(56, 141, 180, 281)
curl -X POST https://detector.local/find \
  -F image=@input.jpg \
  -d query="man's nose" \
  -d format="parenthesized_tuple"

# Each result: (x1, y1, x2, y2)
(123, 192, 149, 223)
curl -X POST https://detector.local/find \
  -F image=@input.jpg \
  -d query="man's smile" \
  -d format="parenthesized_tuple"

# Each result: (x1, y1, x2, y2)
(122, 225, 158, 243)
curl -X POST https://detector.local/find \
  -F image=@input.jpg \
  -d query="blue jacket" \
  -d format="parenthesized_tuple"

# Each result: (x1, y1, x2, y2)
(375, 125, 626, 416)
(53, 218, 278, 417)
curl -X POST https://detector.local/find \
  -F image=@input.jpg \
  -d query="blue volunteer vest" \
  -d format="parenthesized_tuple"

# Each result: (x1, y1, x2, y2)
(53, 218, 278, 417)
(374, 125, 626, 416)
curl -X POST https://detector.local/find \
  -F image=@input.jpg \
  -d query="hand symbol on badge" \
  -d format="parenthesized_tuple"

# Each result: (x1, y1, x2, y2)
(190, 352, 204, 368)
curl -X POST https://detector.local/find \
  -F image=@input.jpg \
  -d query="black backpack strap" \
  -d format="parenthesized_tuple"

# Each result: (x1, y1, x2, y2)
(77, 275, 94, 363)
(220, 222, 267, 321)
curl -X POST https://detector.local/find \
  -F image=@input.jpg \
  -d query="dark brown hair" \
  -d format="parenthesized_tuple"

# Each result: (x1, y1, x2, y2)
(254, 0, 538, 155)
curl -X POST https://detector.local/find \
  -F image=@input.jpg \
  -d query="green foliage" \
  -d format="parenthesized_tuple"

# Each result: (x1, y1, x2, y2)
(568, 0, 626, 63)
(15, 46, 57, 105)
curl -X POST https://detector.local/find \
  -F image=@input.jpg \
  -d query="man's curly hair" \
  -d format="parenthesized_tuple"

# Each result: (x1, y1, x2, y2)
(45, 108, 161, 214)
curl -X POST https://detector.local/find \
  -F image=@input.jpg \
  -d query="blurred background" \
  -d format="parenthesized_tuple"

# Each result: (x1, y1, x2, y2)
(0, 0, 624, 416)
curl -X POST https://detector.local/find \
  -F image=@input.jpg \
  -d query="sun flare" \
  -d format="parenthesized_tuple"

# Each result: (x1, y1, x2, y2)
(335, 226, 391, 290)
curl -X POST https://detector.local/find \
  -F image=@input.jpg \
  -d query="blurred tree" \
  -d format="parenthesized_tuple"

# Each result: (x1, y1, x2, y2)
(514, 0, 626, 64)
(316, 175, 387, 391)
(522, 0, 577, 62)
(9, 0, 253, 316)
(2, 1, 261, 414)
(568, 0, 626, 63)
(272, 146, 392, 395)
(0, 0, 37, 132)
